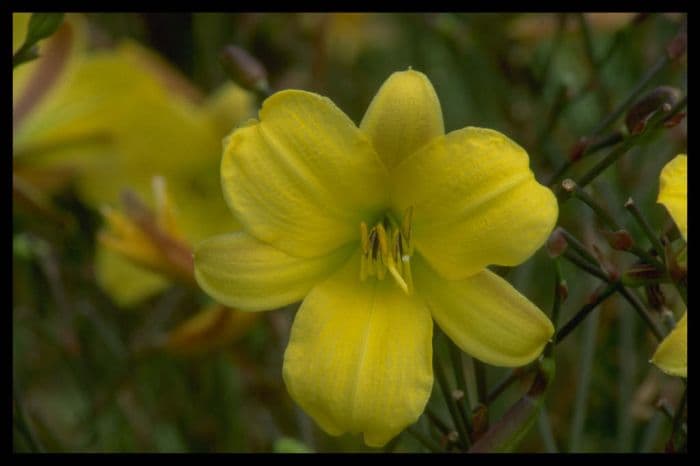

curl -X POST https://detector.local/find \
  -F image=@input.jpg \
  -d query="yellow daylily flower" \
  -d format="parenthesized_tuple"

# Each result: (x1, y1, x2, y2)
(651, 154, 687, 378)
(657, 154, 687, 241)
(194, 69, 557, 446)
(651, 313, 687, 378)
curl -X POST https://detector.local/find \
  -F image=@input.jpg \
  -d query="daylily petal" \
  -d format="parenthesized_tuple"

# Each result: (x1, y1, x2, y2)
(283, 254, 433, 447)
(651, 312, 687, 378)
(658, 154, 687, 240)
(413, 256, 554, 367)
(221, 90, 389, 259)
(360, 69, 444, 169)
(194, 233, 354, 311)
(391, 127, 558, 280)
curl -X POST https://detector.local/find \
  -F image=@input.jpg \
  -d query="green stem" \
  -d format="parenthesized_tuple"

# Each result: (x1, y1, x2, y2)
(561, 250, 664, 341)
(406, 426, 442, 453)
(425, 407, 451, 436)
(447, 341, 470, 411)
(484, 365, 536, 406)
(548, 131, 624, 185)
(565, 181, 618, 231)
(538, 410, 559, 453)
(564, 182, 666, 271)
(568, 308, 600, 452)
(562, 249, 609, 282)
(624, 197, 666, 258)
(575, 96, 687, 189)
(616, 287, 664, 341)
(545, 260, 565, 358)
(559, 228, 600, 267)
(472, 358, 488, 406)
(555, 282, 617, 344)
(589, 53, 669, 138)
(434, 347, 470, 449)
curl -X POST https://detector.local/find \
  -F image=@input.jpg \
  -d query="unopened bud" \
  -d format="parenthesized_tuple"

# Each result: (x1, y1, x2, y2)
(625, 86, 681, 135)
(546, 227, 568, 258)
(602, 229, 635, 251)
(220, 45, 269, 95)
(471, 403, 489, 441)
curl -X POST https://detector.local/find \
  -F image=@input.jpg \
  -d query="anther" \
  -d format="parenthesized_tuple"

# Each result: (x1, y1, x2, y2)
(358, 208, 415, 294)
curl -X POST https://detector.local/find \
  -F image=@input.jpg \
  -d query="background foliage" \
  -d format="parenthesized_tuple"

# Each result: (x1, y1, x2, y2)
(13, 12, 686, 452)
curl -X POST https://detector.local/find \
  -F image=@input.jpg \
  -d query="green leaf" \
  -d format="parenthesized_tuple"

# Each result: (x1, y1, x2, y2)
(13, 13, 65, 69)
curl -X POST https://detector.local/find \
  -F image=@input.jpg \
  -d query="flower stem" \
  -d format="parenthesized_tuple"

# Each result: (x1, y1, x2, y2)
(563, 180, 666, 271)
(562, 249, 608, 282)
(567, 306, 600, 452)
(472, 359, 488, 406)
(545, 260, 565, 358)
(575, 96, 687, 190)
(538, 410, 559, 453)
(484, 365, 536, 406)
(555, 282, 617, 344)
(559, 250, 664, 341)
(433, 345, 471, 449)
(406, 426, 442, 453)
(447, 341, 469, 410)
(425, 407, 451, 436)
(558, 228, 601, 267)
(624, 197, 666, 258)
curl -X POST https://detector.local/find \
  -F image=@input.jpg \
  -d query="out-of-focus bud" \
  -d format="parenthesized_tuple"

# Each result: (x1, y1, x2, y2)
(98, 176, 194, 285)
(165, 304, 259, 356)
(625, 86, 682, 135)
(601, 229, 635, 251)
(220, 45, 269, 96)
(546, 227, 568, 258)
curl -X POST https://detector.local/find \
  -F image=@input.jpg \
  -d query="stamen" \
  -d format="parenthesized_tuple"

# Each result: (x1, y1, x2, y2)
(358, 208, 415, 294)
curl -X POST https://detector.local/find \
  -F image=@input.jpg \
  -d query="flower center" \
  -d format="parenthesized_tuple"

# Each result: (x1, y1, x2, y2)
(359, 207, 414, 294)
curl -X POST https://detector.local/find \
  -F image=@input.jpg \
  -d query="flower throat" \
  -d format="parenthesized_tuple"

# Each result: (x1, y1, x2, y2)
(360, 207, 414, 294)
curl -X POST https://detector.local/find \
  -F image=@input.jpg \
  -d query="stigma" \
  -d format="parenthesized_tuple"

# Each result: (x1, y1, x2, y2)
(360, 207, 414, 294)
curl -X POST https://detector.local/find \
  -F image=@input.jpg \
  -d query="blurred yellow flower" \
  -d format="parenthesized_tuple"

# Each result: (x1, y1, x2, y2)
(657, 154, 687, 241)
(13, 13, 253, 306)
(195, 69, 557, 446)
(13, 13, 259, 355)
(651, 154, 687, 378)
